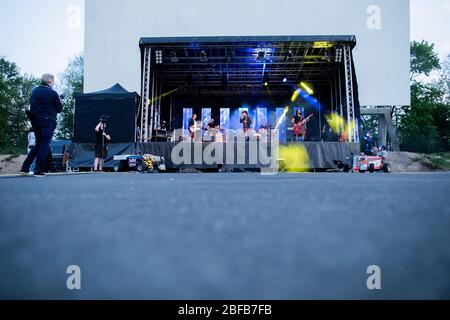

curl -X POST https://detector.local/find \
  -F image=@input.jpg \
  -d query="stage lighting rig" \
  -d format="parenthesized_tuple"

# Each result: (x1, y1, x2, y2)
(200, 51, 208, 62)
(285, 50, 294, 62)
(186, 74, 194, 89)
(256, 49, 266, 62)
(155, 50, 163, 64)
(222, 72, 229, 89)
(170, 51, 179, 63)
(335, 47, 343, 63)
(227, 50, 235, 62)
(262, 74, 270, 86)
(323, 50, 331, 62)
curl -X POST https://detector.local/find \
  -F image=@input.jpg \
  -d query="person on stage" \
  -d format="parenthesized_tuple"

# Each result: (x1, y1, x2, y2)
(94, 119, 111, 172)
(240, 111, 252, 135)
(204, 117, 220, 141)
(188, 113, 198, 141)
(20, 74, 62, 177)
(292, 109, 310, 142)
(206, 117, 217, 129)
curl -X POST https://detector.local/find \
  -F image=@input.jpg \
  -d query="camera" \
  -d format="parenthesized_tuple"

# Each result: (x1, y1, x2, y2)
(100, 115, 109, 124)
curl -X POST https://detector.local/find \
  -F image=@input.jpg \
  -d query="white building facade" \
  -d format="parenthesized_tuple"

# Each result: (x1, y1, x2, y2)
(84, 0, 410, 107)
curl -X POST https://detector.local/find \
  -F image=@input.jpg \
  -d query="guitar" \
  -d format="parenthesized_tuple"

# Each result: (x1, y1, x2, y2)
(189, 121, 201, 133)
(293, 114, 314, 135)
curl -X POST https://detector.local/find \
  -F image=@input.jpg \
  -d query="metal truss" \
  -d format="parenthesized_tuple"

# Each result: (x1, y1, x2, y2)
(343, 45, 359, 142)
(140, 47, 152, 142)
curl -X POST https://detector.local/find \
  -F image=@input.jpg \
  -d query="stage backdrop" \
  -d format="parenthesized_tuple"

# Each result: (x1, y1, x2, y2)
(73, 83, 139, 143)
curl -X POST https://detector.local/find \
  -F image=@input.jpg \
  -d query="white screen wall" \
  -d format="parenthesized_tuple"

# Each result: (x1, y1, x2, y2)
(84, 0, 410, 106)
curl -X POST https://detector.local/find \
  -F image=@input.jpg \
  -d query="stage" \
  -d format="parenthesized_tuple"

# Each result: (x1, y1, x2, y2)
(72, 36, 362, 172)
(68, 142, 360, 171)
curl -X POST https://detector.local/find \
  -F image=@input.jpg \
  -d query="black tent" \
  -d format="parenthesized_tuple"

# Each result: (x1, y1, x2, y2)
(73, 83, 139, 143)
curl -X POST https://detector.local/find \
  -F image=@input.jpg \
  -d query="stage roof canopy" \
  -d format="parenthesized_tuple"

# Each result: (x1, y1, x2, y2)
(139, 35, 356, 95)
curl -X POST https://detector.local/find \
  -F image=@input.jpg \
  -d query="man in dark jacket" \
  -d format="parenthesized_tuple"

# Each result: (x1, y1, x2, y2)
(21, 74, 62, 176)
(240, 111, 252, 135)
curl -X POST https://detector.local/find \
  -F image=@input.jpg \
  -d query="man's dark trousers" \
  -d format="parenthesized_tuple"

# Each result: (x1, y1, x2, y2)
(22, 118, 56, 173)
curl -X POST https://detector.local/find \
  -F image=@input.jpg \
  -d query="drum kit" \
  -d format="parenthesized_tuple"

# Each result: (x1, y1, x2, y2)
(201, 126, 272, 142)
(178, 123, 273, 142)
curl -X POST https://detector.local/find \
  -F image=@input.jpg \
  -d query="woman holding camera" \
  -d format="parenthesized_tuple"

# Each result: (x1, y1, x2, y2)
(94, 120, 111, 172)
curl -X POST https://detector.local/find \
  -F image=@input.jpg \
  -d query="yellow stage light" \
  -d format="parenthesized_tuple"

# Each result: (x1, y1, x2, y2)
(300, 82, 314, 95)
(148, 86, 184, 105)
(274, 106, 289, 130)
(313, 41, 333, 49)
(291, 89, 301, 102)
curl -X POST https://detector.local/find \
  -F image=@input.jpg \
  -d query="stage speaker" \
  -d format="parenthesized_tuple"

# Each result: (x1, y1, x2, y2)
(152, 129, 168, 142)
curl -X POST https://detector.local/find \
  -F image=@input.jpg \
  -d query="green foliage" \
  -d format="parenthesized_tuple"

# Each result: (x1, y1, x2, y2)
(400, 82, 443, 153)
(56, 53, 84, 140)
(441, 54, 450, 101)
(399, 41, 450, 153)
(0, 57, 39, 150)
(426, 152, 450, 170)
(410, 40, 441, 80)
(0, 145, 26, 156)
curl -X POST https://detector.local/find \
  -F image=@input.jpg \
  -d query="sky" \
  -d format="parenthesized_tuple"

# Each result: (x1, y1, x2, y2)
(0, 0, 449, 78)
(0, 0, 84, 77)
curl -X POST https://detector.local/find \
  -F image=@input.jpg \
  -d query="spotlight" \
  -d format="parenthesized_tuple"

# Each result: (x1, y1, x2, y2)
(323, 50, 331, 62)
(300, 82, 314, 95)
(291, 89, 301, 102)
(262, 74, 269, 87)
(170, 51, 179, 63)
(313, 41, 333, 49)
(335, 47, 343, 63)
(285, 50, 293, 62)
(256, 49, 266, 62)
(155, 50, 163, 64)
(200, 51, 208, 62)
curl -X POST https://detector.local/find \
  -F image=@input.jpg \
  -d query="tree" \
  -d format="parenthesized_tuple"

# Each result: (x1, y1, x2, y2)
(56, 53, 84, 140)
(399, 82, 443, 153)
(398, 41, 450, 153)
(410, 40, 441, 81)
(441, 53, 450, 102)
(8, 74, 39, 147)
(0, 57, 22, 147)
(360, 114, 379, 140)
(0, 57, 39, 150)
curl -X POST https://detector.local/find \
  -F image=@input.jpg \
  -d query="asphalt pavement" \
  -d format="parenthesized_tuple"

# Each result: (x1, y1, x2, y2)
(0, 172, 449, 299)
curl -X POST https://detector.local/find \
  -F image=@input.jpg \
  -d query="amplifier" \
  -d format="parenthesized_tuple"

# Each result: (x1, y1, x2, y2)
(152, 130, 168, 142)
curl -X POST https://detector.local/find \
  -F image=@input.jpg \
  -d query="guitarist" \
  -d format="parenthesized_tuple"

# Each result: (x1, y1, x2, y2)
(292, 109, 312, 142)
(188, 113, 198, 141)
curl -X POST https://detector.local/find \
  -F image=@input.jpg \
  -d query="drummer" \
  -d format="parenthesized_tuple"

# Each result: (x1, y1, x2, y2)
(206, 117, 218, 129)
(204, 117, 219, 141)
